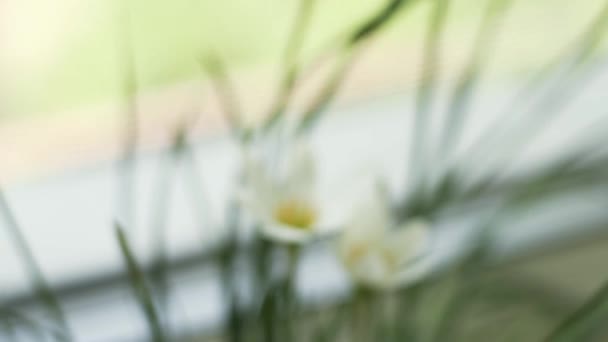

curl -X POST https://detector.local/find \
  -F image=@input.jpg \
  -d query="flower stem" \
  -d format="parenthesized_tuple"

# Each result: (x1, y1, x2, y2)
(283, 244, 301, 341)
(353, 287, 374, 342)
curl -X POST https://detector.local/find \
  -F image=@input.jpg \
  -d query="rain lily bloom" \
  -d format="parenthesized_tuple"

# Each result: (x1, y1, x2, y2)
(338, 189, 430, 290)
(240, 143, 332, 244)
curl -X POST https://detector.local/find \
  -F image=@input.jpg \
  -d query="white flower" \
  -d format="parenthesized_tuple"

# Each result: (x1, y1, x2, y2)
(337, 189, 430, 290)
(240, 143, 331, 244)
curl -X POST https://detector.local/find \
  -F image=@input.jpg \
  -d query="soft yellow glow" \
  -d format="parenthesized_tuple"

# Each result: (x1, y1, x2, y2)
(273, 199, 316, 230)
(345, 242, 399, 272)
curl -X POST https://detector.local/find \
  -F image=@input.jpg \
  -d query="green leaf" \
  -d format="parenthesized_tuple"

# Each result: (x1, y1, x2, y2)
(264, 0, 419, 134)
(115, 223, 166, 342)
(201, 54, 246, 141)
(461, 0, 608, 173)
(409, 0, 450, 194)
(348, 0, 414, 45)
(0, 308, 60, 340)
(147, 127, 190, 329)
(115, 0, 139, 231)
(544, 278, 608, 342)
(464, 151, 608, 209)
(437, 0, 514, 161)
(296, 51, 356, 135)
(0, 190, 72, 341)
(262, 0, 317, 133)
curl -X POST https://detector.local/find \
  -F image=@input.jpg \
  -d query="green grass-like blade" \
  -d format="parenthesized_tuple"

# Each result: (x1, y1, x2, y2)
(0, 190, 72, 341)
(262, 0, 317, 132)
(296, 0, 423, 136)
(437, 0, 513, 162)
(296, 51, 356, 135)
(568, 0, 608, 67)
(348, 0, 412, 45)
(115, 0, 139, 231)
(415, 138, 608, 215)
(468, 153, 608, 211)
(147, 127, 189, 333)
(220, 201, 241, 342)
(430, 274, 578, 342)
(297, 0, 419, 90)
(180, 147, 214, 232)
(0, 308, 64, 340)
(264, 0, 417, 134)
(544, 278, 608, 342)
(457, 124, 608, 211)
(409, 0, 450, 194)
(201, 55, 246, 141)
(115, 223, 166, 342)
(461, 0, 608, 173)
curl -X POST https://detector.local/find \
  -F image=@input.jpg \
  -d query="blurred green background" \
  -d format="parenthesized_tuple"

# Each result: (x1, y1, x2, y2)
(2, 0, 606, 119)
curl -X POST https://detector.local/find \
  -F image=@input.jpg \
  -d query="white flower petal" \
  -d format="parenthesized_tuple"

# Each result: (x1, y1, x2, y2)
(344, 186, 391, 242)
(260, 221, 316, 244)
(314, 223, 343, 238)
(337, 185, 435, 290)
(239, 142, 331, 245)
(389, 218, 431, 263)
(337, 187, 389, 275)
(393, 254, 435, 288)
(351, 251, 392, 289)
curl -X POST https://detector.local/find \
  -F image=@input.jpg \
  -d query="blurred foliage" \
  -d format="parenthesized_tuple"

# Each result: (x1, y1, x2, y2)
(2, 0, 608, 341)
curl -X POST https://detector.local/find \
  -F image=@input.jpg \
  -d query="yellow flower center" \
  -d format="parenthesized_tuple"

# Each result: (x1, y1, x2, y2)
(345, 243, 368, 266)
(273, 199, 316, 230)
(345, 243, 399, 273)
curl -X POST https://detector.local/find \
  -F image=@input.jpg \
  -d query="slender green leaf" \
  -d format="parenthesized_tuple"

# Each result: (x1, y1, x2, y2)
(313, 304, 348, 342)
(0, 308, 63, 340)
(0, 190, 72, 341)
(219, 201, 244, 342)
(462, 0, 608, 172)
(464, 145, 608, 208)
(544, 277, 608, 342)
(201, 55, 246, 141)
(262, 0, 317, 132)
(348, 0, 413, 45)
(115, 224, 166, 342)
(296, 51, 356, 135)
(466, 165, 608, 217)
(438, 0, 513, 161)
(147, 126, 189, 333)
(296, 0, 419, 97)
(180, 147, 214, 232)
(409, 0, 450, 194)
(115, 0, 139, 231)
(264, 0, 418, 134)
